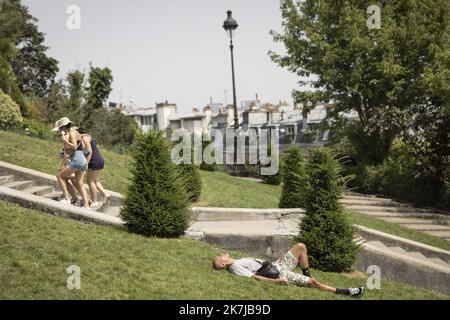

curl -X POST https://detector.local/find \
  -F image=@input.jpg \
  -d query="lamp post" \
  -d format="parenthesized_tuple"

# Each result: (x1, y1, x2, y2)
(223, 10, 239, 167)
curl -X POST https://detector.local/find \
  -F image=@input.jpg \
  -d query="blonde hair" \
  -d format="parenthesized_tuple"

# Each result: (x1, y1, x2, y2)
(212, 256, 224, 270)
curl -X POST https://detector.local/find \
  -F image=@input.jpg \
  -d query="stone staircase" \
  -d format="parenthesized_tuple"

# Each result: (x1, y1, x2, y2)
(341, 194, 450, 241)
(0, 161, 124, 226)
(354, 233, 450, 295)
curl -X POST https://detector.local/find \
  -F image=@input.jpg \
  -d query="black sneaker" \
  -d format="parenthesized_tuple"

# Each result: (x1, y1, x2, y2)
(349, 287, 365, 298)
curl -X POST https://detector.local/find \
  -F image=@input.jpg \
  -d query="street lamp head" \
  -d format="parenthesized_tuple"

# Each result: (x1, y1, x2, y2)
(223, 10, 238, 39)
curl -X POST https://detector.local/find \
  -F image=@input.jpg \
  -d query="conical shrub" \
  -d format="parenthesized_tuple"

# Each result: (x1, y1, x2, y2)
(279, 147, 307, 208)
(121, 131, 190, 238)
(295, 148, 359, 272)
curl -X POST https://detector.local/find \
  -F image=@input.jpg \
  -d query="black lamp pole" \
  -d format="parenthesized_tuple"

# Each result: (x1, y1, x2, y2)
(223, 10, 239, 166)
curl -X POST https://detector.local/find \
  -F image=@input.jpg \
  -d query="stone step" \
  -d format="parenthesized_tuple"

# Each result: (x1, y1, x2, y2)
(187, 219, 298, 236)
(382, 217, 449, 225)
(355, 210, 449, 220)
(401, 224, 450, 232)
(340, 199, 404, 207)
(407, 251, 428, 260)
(347, 205, 443, 214)
(22, 185, 54, 196)
(429, 258, 449, 267)
(41, 191, 63, 201)
(424, 231, 450, 239)
(191, 207, 303, 221)
(101, 205, 122, 217)
(365, 240, 387, 249)
(357, 240, 450, 294)
(0, 175, 15, 185)
(342, 195, 393, 202)
(388, 246, 407, 254)
(2, 180, 34, 191)
(364, 241, 450, 269)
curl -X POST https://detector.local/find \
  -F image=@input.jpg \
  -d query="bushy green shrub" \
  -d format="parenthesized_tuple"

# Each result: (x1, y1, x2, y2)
(295, 148, 359, 272)
(279, 147, 307, 208)
(261, 172, 282, 185)
(346, 140, 450, 210)
(23, 118, 50, 138)
(179, 162, 202, 203)
(120, 131, 190, 238)
(0, 90, 23, 129)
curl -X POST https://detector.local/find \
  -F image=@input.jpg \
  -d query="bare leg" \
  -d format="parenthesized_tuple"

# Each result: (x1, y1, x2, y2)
(87, 170, 99, 203)
(289, 243, 309, 269)
(74, 171, 89, 208)
(57, 167, 77, 200)
(91, 170, 111, 203)
(308, 278, 336, 293)
(66, 177, 78, 200)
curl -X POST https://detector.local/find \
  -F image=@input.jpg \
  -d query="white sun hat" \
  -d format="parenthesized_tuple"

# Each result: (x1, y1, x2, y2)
(51, 117, 72, 131)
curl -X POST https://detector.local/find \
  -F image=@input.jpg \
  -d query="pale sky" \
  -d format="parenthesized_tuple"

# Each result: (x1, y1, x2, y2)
(23, 0, 306, 114)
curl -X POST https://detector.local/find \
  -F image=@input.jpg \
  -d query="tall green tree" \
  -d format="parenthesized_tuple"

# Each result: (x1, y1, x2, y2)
(84, 66, 113, 129)
(86, 66, 113, 109)
(0, 0, 29, 116)
(11, 10, 59, 98)
(271, 0, 450, 163)
(67, 70, 84, 110)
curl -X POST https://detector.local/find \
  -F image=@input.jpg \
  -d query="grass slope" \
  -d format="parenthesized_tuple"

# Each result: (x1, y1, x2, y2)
(0, 201, 448, 300)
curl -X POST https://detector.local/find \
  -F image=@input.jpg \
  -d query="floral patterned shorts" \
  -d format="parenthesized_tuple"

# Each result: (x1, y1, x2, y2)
(272, 250, 310, 286)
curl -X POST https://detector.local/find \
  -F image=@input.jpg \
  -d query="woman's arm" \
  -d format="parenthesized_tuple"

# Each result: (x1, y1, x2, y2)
(82, 135, 93, 163)
(62, 129, 78, 150)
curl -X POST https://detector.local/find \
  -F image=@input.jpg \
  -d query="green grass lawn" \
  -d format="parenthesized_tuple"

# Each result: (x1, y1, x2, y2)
(1, 130, 449, 252)
(0, 200, 448, 300)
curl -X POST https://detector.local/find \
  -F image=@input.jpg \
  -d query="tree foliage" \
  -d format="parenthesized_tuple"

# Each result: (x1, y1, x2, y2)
(271, 0, 450, 162)
(121, 131, 190, 238)
(11, 8, 59, 98)
(295, 148, 359, 272)
(279, 147, 307, 208)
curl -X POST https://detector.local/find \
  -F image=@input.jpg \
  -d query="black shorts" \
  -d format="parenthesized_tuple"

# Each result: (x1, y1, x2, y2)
(88, 157, 105, 171)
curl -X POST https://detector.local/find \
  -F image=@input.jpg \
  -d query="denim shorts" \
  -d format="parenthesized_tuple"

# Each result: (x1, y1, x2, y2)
(68, 150, 88, 171)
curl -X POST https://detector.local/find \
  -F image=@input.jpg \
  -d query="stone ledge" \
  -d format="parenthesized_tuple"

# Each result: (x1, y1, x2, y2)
(0, 160, 123, 206)
(0, 185, 125, 228)
(356, 225, 450, 263)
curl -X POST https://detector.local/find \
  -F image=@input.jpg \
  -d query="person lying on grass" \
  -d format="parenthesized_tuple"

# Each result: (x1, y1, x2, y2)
(213, 242, 365, 298)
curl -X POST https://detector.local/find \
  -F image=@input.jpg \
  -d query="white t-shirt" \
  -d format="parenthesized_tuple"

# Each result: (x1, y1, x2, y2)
(229, 258, 264, 278)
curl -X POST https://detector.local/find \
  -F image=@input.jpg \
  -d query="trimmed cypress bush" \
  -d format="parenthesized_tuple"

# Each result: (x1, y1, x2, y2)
(295, 148, 359, 272)
(200, 133, 217, 171)
(279, 147, 307, 208)
(179, 162, 202, 202)
(120, 131, 190, 238)
(178, 144, 202, 202)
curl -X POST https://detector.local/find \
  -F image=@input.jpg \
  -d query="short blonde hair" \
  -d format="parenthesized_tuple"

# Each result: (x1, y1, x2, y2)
(212, 256, 224, 270)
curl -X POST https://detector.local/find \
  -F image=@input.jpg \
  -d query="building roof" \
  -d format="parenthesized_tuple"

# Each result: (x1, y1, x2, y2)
(125, 108, 156, 117)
